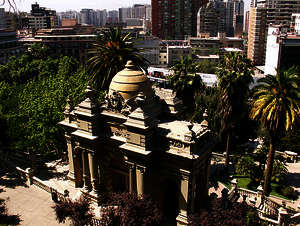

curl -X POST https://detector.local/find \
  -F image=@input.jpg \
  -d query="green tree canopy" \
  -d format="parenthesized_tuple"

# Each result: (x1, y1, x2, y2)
(216, 52, 254, 168)
(0, 54, 89, 160)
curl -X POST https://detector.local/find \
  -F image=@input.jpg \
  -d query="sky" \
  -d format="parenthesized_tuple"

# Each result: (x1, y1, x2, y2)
(4, 0, 250, 13)
(4, 0, 151, 12)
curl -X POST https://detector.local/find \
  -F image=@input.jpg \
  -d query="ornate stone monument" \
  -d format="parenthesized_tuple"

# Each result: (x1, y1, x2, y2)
(59, 61, 216, 225)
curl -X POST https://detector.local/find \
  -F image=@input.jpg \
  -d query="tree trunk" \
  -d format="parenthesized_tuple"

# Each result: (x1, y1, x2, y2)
(225, 133, 231, 169)
(263, 139, 275, 196)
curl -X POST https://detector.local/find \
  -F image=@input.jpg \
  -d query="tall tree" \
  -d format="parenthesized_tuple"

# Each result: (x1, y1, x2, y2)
(216, 52, 254, 168)
(250, 71, 300, 195)
(169, 56, 204, 109)
(88, 27, 148, 90)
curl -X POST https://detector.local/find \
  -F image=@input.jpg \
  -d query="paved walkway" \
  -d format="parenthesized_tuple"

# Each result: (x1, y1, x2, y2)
(0, 184, 68, 226)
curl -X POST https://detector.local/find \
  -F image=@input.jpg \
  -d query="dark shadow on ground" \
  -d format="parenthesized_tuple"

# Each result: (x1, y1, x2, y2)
(35, 160, 68, 181)
(0, 197, 22, 225)
(0, 166, 27, 190)
(0, 213, 22, 225)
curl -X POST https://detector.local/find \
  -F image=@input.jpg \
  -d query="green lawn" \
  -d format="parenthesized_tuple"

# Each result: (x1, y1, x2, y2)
(234, 176, 292, 200)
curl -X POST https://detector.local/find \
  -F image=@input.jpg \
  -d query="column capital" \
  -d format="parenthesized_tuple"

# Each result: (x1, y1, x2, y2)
(136, 165, 146, 174)
(179, 169, 190, 181)
(125, 161, 135, 169)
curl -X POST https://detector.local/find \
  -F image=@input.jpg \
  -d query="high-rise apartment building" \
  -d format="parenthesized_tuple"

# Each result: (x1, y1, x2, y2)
(248, 0, 300, 65)
(247, 7, 267, 65)
(152, 0, 209, 40)
(119, 7, 132, 23)
(233, 0, 244, 37)
(0, 8, 6, 29)
(197, 1, 226, 37)
(25, 3, 58, 30)
(133, 4, 146, 19)
(96, 10, 107, 27)
(107, 10, 119, 24)
(244, 11, 249, 32)
(197, 0, 243, 37)
(266, 0, 300, 28)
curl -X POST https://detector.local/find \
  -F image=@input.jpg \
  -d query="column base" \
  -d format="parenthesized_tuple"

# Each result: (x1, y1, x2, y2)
(176, 213, 188, 226)
(67, 171, 77, 187)
(81, 190, 102, 206)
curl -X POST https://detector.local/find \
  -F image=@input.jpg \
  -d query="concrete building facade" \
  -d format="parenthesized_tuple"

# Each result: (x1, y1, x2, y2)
(59, 61, 215, 225)
(265, 24, 300, 75)
(247, 7, 267, 65)
(152, 0, 209, 39)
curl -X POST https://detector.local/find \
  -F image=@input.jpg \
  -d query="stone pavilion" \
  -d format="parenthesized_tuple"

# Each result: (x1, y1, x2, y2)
(59, 61, 216, 225)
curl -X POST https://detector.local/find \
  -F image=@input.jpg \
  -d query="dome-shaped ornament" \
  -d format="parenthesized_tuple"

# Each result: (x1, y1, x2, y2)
(109, 61, 152, 101)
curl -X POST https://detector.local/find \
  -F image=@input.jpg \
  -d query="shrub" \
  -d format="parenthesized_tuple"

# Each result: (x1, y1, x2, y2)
(236, 156, 262, 183)
(99, 192, 162, 226)
(188, 197, 260, 226)
(52, 196, 94, 226)
(271, 160, 288, 183)
(281, 186, 297, 200)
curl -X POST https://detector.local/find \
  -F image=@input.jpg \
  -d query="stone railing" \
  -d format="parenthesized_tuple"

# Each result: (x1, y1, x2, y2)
(228, 178, 295, 225)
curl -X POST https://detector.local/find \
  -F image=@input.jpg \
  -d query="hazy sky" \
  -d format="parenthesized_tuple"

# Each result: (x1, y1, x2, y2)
(4, 0, 250, 13)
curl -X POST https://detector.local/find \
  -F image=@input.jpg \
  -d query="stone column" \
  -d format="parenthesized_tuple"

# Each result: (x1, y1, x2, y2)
(88, 151, 99, 196)
(81, 150, 91, 192)
(66, 134, 76, 186)
(177, 170, 190, 226)
(136, 165, 145, 196)
(126, 162, 135, 193)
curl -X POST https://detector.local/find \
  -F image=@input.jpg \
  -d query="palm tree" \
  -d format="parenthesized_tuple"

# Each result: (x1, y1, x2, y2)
(88, 27, 148, 90)
(169, 56, 204, 108)
(250, 71, 300, 195)
(171, 55, 197, 75)
(216, 52, 254, 168)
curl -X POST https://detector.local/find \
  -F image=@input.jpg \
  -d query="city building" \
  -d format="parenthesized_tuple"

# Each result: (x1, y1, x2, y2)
(0, 8, 6, 29)
(152, 0, 209, 40)
(247, 0, 300, 66)
(197, 0, 243, 37)
(0, 30, 25, 64)
(107, 10, 119, 24)
(80, 9, 95, 25)
(59, 61, 215, 225)
(57, 10, 79, 26)
(132, 4, 147, 19)
(244, 11, 249, 33)
(159, 40, 191, 65)
(266, 0, 300, 29)
(224, 0, 234, 36)
(125, 18, 143, 27)
(290, 13, 300, 33)
(25, 3, 58, 30)
(233, 0, 244, 37)
(247, 7, 267, 65)
(119, 7, 132, 23)
(197, 1, 226, 37)
(20, 23, 96, 64)
(265, 25, 300, 75)
(188, 33, 244, 55)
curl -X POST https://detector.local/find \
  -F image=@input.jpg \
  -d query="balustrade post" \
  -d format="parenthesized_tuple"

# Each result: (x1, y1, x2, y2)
(278, 207, 288, 226)
(25, 168, 33, 186)
(257, 184, 264, 205)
